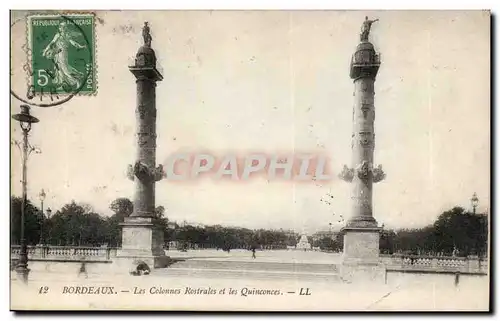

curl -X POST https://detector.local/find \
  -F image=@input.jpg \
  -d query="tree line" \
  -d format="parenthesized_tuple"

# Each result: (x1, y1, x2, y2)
(10, 196, 488, 257)
(314, 206, 488, 258)
(10, 197, 298, 249)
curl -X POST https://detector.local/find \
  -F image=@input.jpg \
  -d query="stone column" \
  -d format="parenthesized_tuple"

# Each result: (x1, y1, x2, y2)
(338, 23, 386, 281)
(132, 76, 157, 218)
(349, 50, 379, 228)
(116, 22, 169, 270)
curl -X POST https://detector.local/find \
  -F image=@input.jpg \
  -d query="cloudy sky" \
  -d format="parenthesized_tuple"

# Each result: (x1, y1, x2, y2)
(10, 10, 490, 233)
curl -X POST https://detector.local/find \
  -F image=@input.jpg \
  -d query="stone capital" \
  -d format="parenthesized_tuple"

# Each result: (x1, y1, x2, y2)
(153, 164, 165, 181)
(339, 165, 354, 182)
(372, 164, 385, 183)
(127, 161, 165, 183)
(356, 161, 372, 180)
(353, 162, 385, 183)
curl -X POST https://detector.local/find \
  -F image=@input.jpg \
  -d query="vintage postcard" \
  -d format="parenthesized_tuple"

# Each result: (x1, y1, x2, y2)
(9, 10, 490, 311)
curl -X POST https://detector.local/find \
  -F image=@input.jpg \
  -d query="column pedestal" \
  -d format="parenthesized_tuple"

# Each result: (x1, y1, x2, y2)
(115, 217, 170, 270)
(340, 226, 385, 283)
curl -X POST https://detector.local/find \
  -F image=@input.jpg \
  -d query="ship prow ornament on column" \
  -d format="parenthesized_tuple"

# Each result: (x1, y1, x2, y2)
(116, 22, 170, 271)
(338, 16, 386, 282)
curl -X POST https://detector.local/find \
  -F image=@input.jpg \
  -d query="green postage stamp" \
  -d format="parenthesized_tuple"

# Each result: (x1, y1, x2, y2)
(27, 13, 96, 95)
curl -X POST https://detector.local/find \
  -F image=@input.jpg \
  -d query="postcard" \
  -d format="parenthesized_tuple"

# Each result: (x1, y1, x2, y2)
(10, 10, 490, 311)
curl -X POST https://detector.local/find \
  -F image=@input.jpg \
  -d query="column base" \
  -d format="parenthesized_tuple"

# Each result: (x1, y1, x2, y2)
(116, 217, 170, 271)
(340, 225, 384, 283)
(341, 225, 381, 265)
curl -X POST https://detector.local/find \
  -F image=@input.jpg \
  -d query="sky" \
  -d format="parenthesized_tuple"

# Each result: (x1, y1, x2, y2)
(10, 10, 490, 233)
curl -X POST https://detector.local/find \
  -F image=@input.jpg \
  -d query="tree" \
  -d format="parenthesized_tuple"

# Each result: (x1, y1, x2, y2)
(379, 229, 396, 254)
(105, 215, 123, 247)
(58, 201, 86, 245)
(317, 237, 335, 251)
(79, 212, 108, 246)
(475, 215, 489, 258)
(154, 206, 165, 218)
(388, 207, 489, 257)
(332, 234, 344, 252)
(10, 196, 41, 245)
(433, 207, 487, 256)
(106, 198, 134, 247)
(152, 206, 169, 244)
(109, 197, 133, 219)
(44, 201, 109, 246)
(393, 227, 434, 255)
(284, 232, 298, 247)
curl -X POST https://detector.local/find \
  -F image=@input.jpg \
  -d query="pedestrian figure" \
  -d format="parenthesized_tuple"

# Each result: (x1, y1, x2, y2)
(78, 262, 88, 278)
(252, 247, 256, 259)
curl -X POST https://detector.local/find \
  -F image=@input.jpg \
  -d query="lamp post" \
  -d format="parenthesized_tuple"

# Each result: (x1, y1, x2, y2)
(471, 192, 479, 214)
(12, 104, 40, 283)
(46, 208, 52, 245)
(38, 189, 46, 245)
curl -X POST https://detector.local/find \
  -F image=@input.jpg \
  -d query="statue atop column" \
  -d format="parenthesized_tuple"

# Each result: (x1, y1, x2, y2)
(360, 16, 379, 42)
(142, 21, 152, 47)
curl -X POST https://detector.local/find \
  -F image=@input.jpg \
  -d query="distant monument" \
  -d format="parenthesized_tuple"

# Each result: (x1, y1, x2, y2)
(115, 22, 169, 270)
(339, 17, 385, 282)
(296, 235, 311, 250)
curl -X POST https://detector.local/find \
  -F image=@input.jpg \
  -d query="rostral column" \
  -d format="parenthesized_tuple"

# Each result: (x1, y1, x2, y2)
(339, 17, 386, 268)
(117, 22, 168, 269)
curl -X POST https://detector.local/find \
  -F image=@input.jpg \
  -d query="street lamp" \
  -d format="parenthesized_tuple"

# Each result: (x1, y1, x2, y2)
(12, 104, 39, 283)
(471, 192, 479, 214)
(46, 208, 52, 245)
(38, 189, 46, 245)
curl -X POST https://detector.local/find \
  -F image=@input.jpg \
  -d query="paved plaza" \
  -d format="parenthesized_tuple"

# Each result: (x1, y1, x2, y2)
(10, 249, 489, 311)
(166, 249, 343, 263)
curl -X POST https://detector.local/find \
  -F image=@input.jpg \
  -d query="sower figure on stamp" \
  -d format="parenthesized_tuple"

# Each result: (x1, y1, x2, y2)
(360, 16, 379, 41)
(42, 21, 86, 90)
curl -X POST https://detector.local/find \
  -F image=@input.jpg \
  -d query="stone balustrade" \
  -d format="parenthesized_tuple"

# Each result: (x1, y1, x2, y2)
(9, 246, 489, 275)
(11, 245, 118, 262)
(380, 254, 488, 275)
